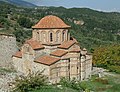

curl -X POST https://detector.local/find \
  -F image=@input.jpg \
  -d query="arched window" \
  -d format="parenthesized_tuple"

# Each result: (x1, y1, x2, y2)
(62, 30, 65, 42)
(56, 31, 60, 42)
(37, 32, 39, 41)
(50, 33, 53, 42)
(42, 32, 46, 42)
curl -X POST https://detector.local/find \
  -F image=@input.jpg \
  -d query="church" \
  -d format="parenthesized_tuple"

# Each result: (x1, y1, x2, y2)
(12, 15, 92, 83)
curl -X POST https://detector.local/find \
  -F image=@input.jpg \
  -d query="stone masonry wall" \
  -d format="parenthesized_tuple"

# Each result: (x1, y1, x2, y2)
(0, 34, 17, 68)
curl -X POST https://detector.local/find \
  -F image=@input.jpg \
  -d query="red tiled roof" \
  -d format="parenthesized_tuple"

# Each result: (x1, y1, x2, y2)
(32, 15, 71, 29)
(50, 50, 67, 57)
(13, 51, 22, 58)
(25, 39, 44, 50)
(58, 40, 76, 49)
(69, 48, 81, 53)
(35, 55, 60, 66)
(72, 37, 79, 44)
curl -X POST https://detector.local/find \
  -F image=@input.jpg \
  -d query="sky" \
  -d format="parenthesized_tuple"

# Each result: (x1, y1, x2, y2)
(24, 0, 120, 12)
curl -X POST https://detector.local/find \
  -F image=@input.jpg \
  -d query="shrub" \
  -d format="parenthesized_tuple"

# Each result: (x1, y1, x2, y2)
(93, 45, 120, 74)
(108, 65, 120, 74)
(12, 71, 48, 92)
(17, 17, 33, 28)
(59, 77, 70, 87)
(95, 78, 108, 84)
(59, 77, 83, 91)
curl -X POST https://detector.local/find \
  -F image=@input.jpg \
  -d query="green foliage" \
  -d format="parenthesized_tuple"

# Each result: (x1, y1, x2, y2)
(0, 1, 120, 51)
(0, 67, 15, 73)
(12, 71, 48, 92)
(59, 77, 83, 91)
(108, 65, 120, 74)
(13, 29, 32, 43)
(94, 78, 108, 84)
(93, 45, 120, 73)
(31, 86, 78, 92)
(79, 74, 120, 92)
(17, 17, 33, 28)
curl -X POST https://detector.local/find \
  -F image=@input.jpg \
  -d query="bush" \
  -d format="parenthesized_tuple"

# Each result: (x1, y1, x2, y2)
(108, 65, 120, 74)
(59, 77, 70, 87)
(17, 17, 33, 28)
(59, 77, 83, 91)
(12, 71, 48, 92)
(13, 29, 32, 43)
(95, 78, 108, 84)
(93, 45, 120, 74)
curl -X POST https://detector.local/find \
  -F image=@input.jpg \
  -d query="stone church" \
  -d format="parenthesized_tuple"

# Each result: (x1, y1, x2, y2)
(12, 15, 92, 83)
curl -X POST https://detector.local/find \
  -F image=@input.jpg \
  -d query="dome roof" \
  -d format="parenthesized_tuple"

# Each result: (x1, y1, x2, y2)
(32, 15, 71, 29)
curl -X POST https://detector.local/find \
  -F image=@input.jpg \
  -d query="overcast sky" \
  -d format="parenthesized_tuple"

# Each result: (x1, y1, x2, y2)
(24, 0, 120, 12)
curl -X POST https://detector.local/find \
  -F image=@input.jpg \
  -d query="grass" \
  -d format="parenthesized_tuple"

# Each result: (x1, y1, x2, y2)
(31, 86, 78, 92)
(0, 67, 16, 73)
(80, 73, 120, 92)
(30, 72, 120, 92)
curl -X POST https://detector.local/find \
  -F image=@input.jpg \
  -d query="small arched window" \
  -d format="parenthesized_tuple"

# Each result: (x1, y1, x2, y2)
(37, 32, 39, 41)
(56, 31, 60, 42)
(62, 30, 65, 41)
(42, 32, 46, 42)
(50, 33, 53, 42)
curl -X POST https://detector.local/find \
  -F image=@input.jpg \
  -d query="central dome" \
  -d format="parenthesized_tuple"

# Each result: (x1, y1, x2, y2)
(32, 15, 71, 29)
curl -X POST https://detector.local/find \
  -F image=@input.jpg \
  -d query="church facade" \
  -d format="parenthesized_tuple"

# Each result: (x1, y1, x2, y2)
(12, 15, 92, 83)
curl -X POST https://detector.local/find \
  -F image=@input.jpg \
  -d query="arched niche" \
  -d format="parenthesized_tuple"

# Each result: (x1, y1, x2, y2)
(56, 30, 61, 43)
(36, 31, 40, 41)
(41, 31, 46, 43)
(62, 30, 66, 42)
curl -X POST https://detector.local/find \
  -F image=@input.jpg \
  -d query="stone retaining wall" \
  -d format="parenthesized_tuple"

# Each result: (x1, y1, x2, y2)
(0, 34, 17, 68)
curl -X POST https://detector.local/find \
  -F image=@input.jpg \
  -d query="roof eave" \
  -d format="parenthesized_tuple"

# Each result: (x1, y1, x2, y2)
(32, 26, 71, 29)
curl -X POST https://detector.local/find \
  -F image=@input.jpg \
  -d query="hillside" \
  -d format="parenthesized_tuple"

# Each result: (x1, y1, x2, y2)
(0, 0, 37, 7)
(0, 1, 120, 51)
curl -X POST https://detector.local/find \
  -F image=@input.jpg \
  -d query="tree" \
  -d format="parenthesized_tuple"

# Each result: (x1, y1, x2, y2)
(93, 45, 120, 73)
(17, 17, 33, 28)
(12, 71, 48, 92)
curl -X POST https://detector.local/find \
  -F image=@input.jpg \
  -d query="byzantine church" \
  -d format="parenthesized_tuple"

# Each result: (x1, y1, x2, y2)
(13, 15, 92, 83)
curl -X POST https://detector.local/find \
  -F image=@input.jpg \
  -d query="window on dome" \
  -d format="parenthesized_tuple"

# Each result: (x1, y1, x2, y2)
(62, 30, 66, 42)
(56, 31, 60, 42)
(37, 32, 39, 41)
(42, 32, 46, 42)
(50, 33, 53, 42)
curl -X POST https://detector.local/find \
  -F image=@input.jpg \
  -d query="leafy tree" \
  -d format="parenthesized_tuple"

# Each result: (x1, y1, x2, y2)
(12, 71, 48, 92)
(93, 45, 120, 73)
(17, 17, 33, 28)
(13, 29, 32, 43)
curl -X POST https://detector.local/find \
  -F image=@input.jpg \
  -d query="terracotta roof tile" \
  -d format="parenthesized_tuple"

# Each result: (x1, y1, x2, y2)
(50, 50, 67, 57)
(58, 40, 76, 49)
(72, 37, 79, 44)
(13, 51, 22, 58)
(69, 48, 81, 53)
(25, 39, 44, 50)
(35, 55, 60, 66)
(32, 15, 71, 29)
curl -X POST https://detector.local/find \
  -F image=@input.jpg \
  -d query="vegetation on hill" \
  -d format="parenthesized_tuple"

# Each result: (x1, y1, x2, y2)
(93, 45, 120, 74)
(0, 1, 120, 50)
(0, 0, 36, 7)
